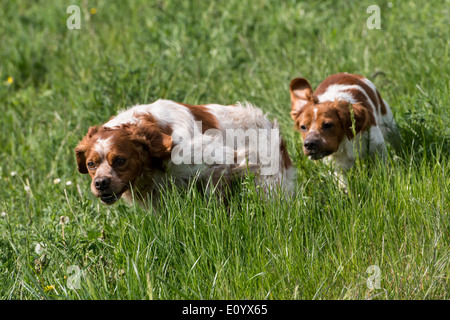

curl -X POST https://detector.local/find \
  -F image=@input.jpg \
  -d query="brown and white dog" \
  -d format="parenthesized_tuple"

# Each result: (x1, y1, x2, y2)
(75, 99, 295, 207)
(289, 73, 396, 171)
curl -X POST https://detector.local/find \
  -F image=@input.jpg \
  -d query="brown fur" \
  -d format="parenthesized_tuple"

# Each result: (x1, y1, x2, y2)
(280, 139, 293, 169)
(75, 126, 99, 174)
(178, 102, 220, 133)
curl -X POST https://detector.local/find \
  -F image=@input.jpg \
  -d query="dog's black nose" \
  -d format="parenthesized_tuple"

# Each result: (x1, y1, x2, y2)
(94, 177, 111, 191)
(304, 139, 319, 152)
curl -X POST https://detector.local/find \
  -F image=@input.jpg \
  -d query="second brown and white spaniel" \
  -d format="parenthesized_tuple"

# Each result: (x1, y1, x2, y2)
(75, 99, 295, 207)
(289, 73, 397, 171)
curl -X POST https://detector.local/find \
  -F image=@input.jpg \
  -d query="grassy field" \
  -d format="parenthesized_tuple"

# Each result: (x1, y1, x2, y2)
(0, 0, 448, 300)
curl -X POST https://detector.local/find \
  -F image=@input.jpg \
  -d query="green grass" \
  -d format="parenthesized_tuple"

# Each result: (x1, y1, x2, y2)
(0, 0, 448, 300)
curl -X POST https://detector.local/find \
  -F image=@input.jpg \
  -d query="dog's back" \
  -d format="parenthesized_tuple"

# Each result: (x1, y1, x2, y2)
(315, 73, 396, 140)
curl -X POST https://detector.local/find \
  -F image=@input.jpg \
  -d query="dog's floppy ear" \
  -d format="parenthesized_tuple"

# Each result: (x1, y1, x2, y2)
(129, 116, 173, 159)
(335, 101, 371, 139)
(289, 77, 317, 120)
(75, 126, 98, 174)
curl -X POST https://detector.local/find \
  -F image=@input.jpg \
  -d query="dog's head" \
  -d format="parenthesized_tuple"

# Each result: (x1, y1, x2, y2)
(289, 77, 371, 160)
(75, 115, 173, 204)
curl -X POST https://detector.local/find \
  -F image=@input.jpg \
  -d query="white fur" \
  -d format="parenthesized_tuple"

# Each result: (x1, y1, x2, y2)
(313, 107, 318, 121)
(318, 84, 378, 113)
(94, 137, 112, 158)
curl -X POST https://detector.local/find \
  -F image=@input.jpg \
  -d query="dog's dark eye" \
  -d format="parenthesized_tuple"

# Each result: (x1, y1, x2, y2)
(300, 125, 307, 131)
(322, 122, 334, 130)
(114, 158, 126, 166)
(87, 161, 96, 170)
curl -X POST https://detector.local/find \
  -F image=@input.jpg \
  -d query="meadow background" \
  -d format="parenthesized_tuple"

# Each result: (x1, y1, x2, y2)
(0, 0, 448, 300)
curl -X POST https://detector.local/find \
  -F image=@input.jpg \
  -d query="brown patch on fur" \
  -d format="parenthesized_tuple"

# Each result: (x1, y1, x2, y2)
(314, 73, 359, 95)
(341, 88, 377, 128)
(314, 73, 384, 114)
(280, 139, 293, 169)
(125, 113, 173, 160)
(75, 126, 99, 174)
(333, 100, 373, 139)
(178, 102, 220, 133)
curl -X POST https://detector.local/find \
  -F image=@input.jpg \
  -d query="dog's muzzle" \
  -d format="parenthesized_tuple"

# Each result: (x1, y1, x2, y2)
(303, 134, 331, 160)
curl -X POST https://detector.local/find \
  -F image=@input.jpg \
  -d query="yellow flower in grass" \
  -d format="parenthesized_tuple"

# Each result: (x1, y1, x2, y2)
(90, 8, 97, 15)
(6, 76, 13, 85)
(44, 285, 55, 292)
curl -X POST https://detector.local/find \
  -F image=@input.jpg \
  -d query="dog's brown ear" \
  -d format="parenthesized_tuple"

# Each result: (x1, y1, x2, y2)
(335, 102, 372, 139)
(146, 131, 173, 158)
(289, 77, 317, 120)
(74, 126, 98, 174)
(129, 116, 173, 159)
(75, 145, 88, 174)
